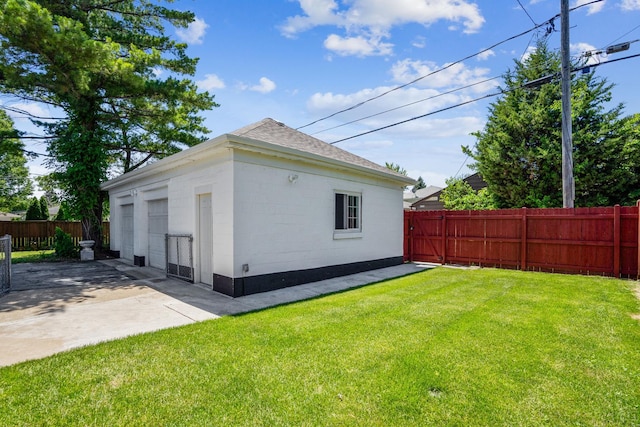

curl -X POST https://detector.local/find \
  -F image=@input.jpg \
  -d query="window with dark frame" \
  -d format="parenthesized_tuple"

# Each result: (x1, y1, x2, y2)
(335, 192, 361, 231)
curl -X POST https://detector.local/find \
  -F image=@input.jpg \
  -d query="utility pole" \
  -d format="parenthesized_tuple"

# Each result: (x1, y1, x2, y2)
(561, 0, 574, 208)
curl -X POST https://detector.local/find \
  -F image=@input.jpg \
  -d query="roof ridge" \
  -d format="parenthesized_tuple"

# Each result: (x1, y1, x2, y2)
(229, 118, 413, 182)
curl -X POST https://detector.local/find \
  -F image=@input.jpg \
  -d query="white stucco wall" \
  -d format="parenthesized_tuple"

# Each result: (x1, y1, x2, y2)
(166, 152, 235, 280)
(231, 151, 404, 278)
(105, 142, 406, 286)
(106, 149, 236, 279)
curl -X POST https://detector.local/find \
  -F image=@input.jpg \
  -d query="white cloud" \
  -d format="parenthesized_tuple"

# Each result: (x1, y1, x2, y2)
(152, 68, 163, 77)
(324, 33, 393, 56)
(197, 74, 226, 91)
(574, 0, 606, 14)
(389, 59, 494, 92)
(412, 36, 426, 49)
(176, 17, 208, 45)
(477, 49, 495, 61)
(250, 77, 276, 94)
(621, 0, 640, 10)
(280, 0, 485, 56)
(307, 85, 485, 137)
(520, 45, 537, 62)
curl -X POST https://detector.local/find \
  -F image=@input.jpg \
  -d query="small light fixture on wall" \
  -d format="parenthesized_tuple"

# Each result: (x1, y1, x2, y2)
(288, 174, 299, 183)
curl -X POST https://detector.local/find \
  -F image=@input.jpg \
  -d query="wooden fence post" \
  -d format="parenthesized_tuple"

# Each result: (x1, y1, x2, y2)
(521, 207, 527, 271)
(637, 200, 640, 280)
(613, 204, 620, 278)
(407, 211, 413, 262)
(441, 212, 447, 265)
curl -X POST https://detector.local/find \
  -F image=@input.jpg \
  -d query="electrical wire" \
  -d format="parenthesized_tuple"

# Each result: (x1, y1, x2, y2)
(296, 21, 555, 131)
(328, 51, 639, 145)
(606, 23, 640, 47)
(453, 154, 470, 178)
(296, 1, 604, 132)
(517, 0, 537, 26)
(329, 90, 501, 144)
(310, 75, 501, 135)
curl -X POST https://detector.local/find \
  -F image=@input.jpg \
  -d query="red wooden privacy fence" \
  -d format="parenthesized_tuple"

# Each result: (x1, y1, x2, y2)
(0, 221, 110, 250)
(404, 203, 640, 278)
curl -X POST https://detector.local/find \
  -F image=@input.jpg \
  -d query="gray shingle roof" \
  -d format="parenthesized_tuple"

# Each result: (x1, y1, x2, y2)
(230, 118, 411, 181)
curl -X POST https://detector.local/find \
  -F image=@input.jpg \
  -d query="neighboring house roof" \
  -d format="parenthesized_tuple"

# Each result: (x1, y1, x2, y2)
(463, 172, 487, 192)
(410, 173, 487, 211)
(102, 118, 415, 190)
(0, 212, 20, 221)
(403, 185, 443, 204)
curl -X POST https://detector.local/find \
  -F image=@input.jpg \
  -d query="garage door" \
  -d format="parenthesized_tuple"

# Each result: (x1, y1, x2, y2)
(121, 204, 134, 261)
(148, 199, 168, 269)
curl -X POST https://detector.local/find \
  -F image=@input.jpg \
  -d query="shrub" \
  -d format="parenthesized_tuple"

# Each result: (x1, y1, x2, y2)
(54, 227, 77, 258)
(25, 197, 44, 220)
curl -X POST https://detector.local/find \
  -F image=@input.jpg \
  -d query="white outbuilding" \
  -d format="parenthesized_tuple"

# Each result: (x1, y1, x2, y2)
(101, 118, 414, 297)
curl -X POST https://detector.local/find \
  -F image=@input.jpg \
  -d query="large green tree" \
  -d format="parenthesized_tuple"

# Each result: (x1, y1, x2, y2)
(465, 39, 640, 208)
(0, 109, 33, 212)
(0, 0, 217, 245)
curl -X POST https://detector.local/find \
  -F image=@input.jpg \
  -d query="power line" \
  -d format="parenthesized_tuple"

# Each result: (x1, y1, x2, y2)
(311, 76, 501, 135)
(453, 154, 470, 178)
(516, 0, 537, 26)
(329, 90, 501, 145)
(22, 148, 52, 158)
(606, 23, 640, 47)
(296, 21, 556, 131)
(329, 52, 640, 145)
(296, 1, 604, 132)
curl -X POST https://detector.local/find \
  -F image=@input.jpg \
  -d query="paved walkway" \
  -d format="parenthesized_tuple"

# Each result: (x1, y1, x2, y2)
(0, 259, 434, 367)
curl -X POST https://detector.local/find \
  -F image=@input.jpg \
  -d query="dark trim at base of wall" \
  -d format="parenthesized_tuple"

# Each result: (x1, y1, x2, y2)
(212, 256, 403, 298)
(134, 255, 145, 267)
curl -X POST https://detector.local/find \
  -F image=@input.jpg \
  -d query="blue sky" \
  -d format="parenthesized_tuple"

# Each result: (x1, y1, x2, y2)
(11, 0, 640, 189)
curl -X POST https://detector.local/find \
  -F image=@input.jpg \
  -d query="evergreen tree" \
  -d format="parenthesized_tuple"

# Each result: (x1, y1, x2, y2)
(385, 162, 408, 176)
(412, 176, 427, 193)
(26, 197, 43, 220)
(0, 1, 218, 246)
(465, 39, 640, 207)
(55, 202, 69, 221)
(39, 195, 49, 220)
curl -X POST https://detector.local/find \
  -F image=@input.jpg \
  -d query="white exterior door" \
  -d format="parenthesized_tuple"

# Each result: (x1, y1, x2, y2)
(198, 194, 213, 285)
(147, 199, 168, 269)
(121, 204, 134, 261)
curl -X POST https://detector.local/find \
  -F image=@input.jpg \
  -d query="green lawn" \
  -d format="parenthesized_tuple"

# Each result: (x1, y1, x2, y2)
(1, 267, 639, 426)
(10, 249, 57, 263)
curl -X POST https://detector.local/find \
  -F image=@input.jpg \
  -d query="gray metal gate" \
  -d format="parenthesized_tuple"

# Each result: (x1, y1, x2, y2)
(0, 234, 11, 297)
(166, 234, 193, 282)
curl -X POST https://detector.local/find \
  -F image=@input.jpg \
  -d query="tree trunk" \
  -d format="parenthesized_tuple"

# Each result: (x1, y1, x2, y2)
(81, 191, 105, 250)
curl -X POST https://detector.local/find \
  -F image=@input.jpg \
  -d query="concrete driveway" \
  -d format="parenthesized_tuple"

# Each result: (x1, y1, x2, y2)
(0, 259, 430, 367)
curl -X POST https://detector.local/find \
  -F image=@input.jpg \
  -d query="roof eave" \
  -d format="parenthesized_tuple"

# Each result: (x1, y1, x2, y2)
(100, 135, 229, 191)
(101, 131, 416, 191)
